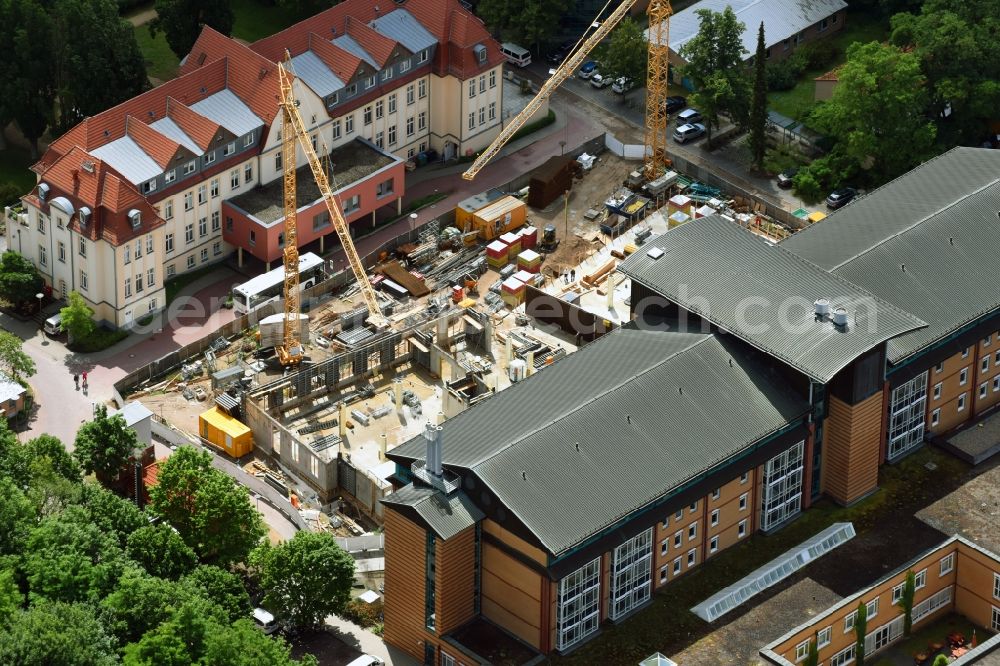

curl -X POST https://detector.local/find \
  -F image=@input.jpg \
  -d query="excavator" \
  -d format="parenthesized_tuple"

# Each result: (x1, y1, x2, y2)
(274, 56, 388, 365)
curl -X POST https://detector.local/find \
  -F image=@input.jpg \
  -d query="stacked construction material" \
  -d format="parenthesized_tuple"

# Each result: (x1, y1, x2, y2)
(501, 275, 526, 307)
(500, 231, 522, 258)
(517, 249, 542, 273)
(486, 240, 509, 270)
(520, 225, 538, 250)
(668, 193, 692, 216)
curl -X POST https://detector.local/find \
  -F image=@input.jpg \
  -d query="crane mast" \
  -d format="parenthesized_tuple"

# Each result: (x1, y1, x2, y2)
(277, 62, 304, 366)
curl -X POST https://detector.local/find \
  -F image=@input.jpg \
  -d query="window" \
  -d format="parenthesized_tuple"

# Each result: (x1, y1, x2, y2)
(223, 142, 235, 157)
(887, 373, 928, 460)
(675, 509, 683, 522)
(274, 152, 282, 170)
(346, 83, 357, 96)
(739, 493, 748, 511)
(986, 335, 993, 347)
(673, 558, 681, 574)
(196, 184, 206, 204)
(688, 523, 697, 541)
(142, 179, 156, 194)
(661, 540, 668, 556)
(365, 75, 375, 89)
(148, 298, 156, 312)
(983, 356, 992, 374)
(818, 626, 831, 648)
(673, 531, 681, 548)
(710, 509, 719, 527)
(761, 440, 804, 530)
(659, 566, 667, 584)
(962, 347, 970, 358)
(418, 49, 429, 64)
(996, 350, 1000, 366)
(400, 59, 411, 73)
(931, 408, 940, 426)
(609, 528, 651, 620)
(711, 488, 721, 501)
(960, 367, 968, 385)
(958, 392, 967, 412)
(844, 610, 857, 633)
(441, 653, 455, 666)
(204, 152, 216, 165)
(940, 553, 954, 576)
(345, 115, 354, 134)
(933, 382, 942, 399)
(738, 519, 747, 538)
(690, 502, 698, 513)
(556, 557, 600, 651)
(164, 200, 173, 220)
(38, 245, 46, 267)
(164, 169, 176, 184)
(376, 100, 384, 119)
(166, 264, 175, 279)
(249, 230, 255, 246)
(489, 101, 496, 120)
(124, 279, 131, 298)
(198, 218, 207, 237)
(993, 606, 1000, 632)
(406, 117, 414, 137)
(468, 80, 476, 98)
(741, 471, 749, 484)
(199, 248, 207, 263)
(418, 78, 426, 99)
(795, 640, 810, 662)
(388, 94, 396, 114)
(243, 133, 254, 147)
(230, 169, 240, 189)
(935, 362, 944, 373)
(994, 376, 1000, 392)
(213, 241, 221, 256)
(134, 240, 142, 259)
(994, 572, 1000, 600)
(831, 644, 855, 666)
(375, 131, 384, 148)
(37, 214, 46, 234)
(332, 120, 341, 140)
(79, 270, 88, 290)
(388, 125, 397, 146)
(183, 160, 196, 175)
(310, 114, 317, 126)
(376, 178, 394, 197)
(187, 255, 195, 269)
(364, 106, 372, 124)
(709, 536, 718, 553)
(57, 241, 65, 263)
(78, 237, 87, 257)
(184, 192, 193, 211)
(981, 382, 988, 399)
(124, 247, 131, 265)
(406, 84, 415, 105)
(490, 70, 496, 88)
(468, 113, 475, 130)
(866, 597, 879, 620)
(687, 549, 696, 567)
(479, 107, 485, 125)
(146, 236, 153, 254)
(134, 275, 143, 293)
(819, 17, 829, 31)
(915, 569, 926, 589)
(244, 163, 253, 184)
(211, 211, 220, 232)
(165, 234, 174, 253)
(343, 194, 360, 214)
(418, 111, 427, 130)
(185, 224, 194, 244)
(381, 68, 392, 81)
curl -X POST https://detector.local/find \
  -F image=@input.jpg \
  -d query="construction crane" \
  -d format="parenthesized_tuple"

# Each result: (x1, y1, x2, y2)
(461, 0, 672, 182)
(275, 58, 387, 366)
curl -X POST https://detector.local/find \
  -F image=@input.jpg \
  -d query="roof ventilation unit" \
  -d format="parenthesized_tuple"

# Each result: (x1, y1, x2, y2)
(78, 206, 91, 228)
(646, 246, 665, 260)
(127, 209, 142, 229)
(832, 307, 849, 329)
(81, 160, 95, 173)
(814, 298, 830, 318)
(37, 182, 50, 203)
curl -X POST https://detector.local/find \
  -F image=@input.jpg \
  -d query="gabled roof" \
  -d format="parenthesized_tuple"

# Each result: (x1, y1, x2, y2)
(164, 98, 221, 152)
(652, 0, 848, 59)
(370, 9, 438, 54)
(618, 215, 926, 383)
(781, 147, 1000, 364)
(90, 135, 162, 185)
(125, 117, 182, 168)
(190, 89, 264, 137)
(381, 485, 484, 541)
(308, 32, 363, 83)
(345, 15, 404, 66)
(333, 33, 378, 68)
(149, 116, 201, 156)
(289, 49, 346, 99)
(391, 325, 810, 556)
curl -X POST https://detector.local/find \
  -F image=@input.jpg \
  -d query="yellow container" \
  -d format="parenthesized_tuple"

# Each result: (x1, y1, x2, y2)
(472, 195, 527, 241)
(199, 406, 253, 458)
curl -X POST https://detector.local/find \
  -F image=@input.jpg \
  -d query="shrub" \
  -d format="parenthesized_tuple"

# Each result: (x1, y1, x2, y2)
(793, 169, 824, 203)
(766, 60, 801, 91)
(340, 598, 382, 628)
(763, 143, 806, 175)
(799, 41, 839, 70)
(69, 327, 128, 353)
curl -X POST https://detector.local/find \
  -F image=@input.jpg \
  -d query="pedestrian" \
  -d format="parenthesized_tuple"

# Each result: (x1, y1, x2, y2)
(73, 373, 79, 390)
(82, 371, 88, 389)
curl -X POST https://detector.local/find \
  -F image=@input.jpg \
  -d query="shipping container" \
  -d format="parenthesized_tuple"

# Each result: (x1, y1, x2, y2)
(199, 407, 253, 457)
(471, 195, 527, 241)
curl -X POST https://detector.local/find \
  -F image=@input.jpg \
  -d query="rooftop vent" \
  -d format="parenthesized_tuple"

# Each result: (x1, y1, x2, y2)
(646, 246, 664, 260)
(832, 307, 849, 329)
(814, 298, 830, 318)
(81, 160, 95, 173)
(37, 182, 50, 203)
(127, 209, 142, 229)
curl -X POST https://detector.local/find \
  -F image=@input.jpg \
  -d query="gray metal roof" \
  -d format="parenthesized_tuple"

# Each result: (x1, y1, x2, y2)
(380, 485, 484, 541)
(150, 117, 202, 155)
(190, 89, 263, 137)
(619, 216, 926, 382)
(370, 9, 437, 54)
(90, 135, 162, 185)
(782, 148, 1000, 364)
(117, 401, 153, 427)
(333, 35, 377, 68)
(394, 326, 810, 555)
(651, 0, 848, 60)
(290, 50, 345, 98)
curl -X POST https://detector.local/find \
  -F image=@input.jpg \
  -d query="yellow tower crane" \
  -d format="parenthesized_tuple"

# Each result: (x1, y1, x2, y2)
(461, 0, 672, 182)
(275, 58, 387, 366)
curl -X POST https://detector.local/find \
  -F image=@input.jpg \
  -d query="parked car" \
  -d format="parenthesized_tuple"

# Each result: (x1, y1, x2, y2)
(590, 73, 613, 88)
(676, 108, 703, 125)
(345, 657, 385, 666)
(826, 187, 858, 209)
(578, 61, 598, 79)
(252, 608, 278, 635)
(547, 42, 573, 65)
(776, 167, 799, 189)
(672, 123, 706, 144)
(662, 95, 687, 114)
(612, 77, 634, 94)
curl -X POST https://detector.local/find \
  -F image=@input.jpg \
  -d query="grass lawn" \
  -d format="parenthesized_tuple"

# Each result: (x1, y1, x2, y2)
(0, 148, 36, 194)
(552, 447, 969, 666)
(164, 264, 220, 306)
(768, 13, 891, 122)
(133, 24, 179, 82)
(230, 0, 311, 43)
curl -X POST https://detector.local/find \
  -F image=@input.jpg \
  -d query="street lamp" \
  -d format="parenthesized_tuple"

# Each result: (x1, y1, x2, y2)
(35, 292, 43, 315)
(409, 212, 418, 231)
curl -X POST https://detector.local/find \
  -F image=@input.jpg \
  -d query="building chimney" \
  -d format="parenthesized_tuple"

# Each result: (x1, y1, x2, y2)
(423, 422, 443, 477)
(525, 350, 535, 376)
(379, 433, 387, 460)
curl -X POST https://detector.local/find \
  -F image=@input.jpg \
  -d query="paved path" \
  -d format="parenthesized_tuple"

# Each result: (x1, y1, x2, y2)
(125, 5, 157, 27)
(324, 615, 420, 666)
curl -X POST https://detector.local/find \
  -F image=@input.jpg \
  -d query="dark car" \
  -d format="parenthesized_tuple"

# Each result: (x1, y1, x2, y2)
(662, 96, 687, 114)
(547, 42, 574, 65)
(825, 187, 858, 209)
(776, 167, 799, 189)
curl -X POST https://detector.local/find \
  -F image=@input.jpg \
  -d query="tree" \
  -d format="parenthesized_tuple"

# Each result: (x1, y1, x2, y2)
(0, 567, 21, 623)
(749, 22, 768, 170)
(804, 634, 819, 666)
(149, 447, 266, 565)
(854, 601, 868, 666)
(476, 0, 571, 53)
(810, 42, 935, 184)
(901, 570, 916, 637)
(7, 0, 56, 157)
(0, 477, 33, 556)
(932, 655, 950, 666)
(0, 330, 34, 381)
(597, 18, 648, 94)
(182, 565, 251, 623)
(127, 524, 198, 580)
(250, 530, 355, 630)
(101, 568, 192, 645)
(122, 595, 228, 665)
(25, 434, 79, 482)
(0, 601, 118, 666)
(80, 482, 147, 548)
(679, 7, 751, 142)
(60, 291, 95, 344)
(202, 618, 318, 666)
(149, 0, 235, 59)
(0, 251, 44, 309)
(73, 404, 139, 483)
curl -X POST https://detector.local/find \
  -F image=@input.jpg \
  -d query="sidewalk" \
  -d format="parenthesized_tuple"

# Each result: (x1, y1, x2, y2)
(324, 615, 419, 666)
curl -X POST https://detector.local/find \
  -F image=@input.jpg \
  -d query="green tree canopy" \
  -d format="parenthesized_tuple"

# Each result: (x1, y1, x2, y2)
(0, 567, 21, 623)
(596, 17, 647, 92)
(149, 0, 235, 59)
(100, 568, 194, 646)
(250, 530, 355, 630)
(202, 618, 318, 666)
(749, 22, 768, 170)
(25, 434, 79, 482)
(127, 524, 198, 580)
(0, 601, 118, 666)
(0, 251, 44, 308)
(476, 0, 570, 53)
(60, 291, 96, 344)
(79, 483, 147, 549)
(73, 404, 140, 482)
(679, 7, 751, 141)
(0, 477, 33, 556)
(181, 564, 251, 623)
(810, 41, 935, 183)
(149, 447, 266, 565)
(6, 0, 56, 157)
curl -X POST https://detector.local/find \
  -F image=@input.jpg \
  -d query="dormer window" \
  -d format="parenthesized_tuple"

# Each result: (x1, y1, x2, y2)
(37, 182, 50, 203)
(142, 179, 156, 194)
(366, 75, 376, 89)
(381, 68, 392, 81)
(418, 49, 428, 64)
(243, 132, 254, 147)
(183, 160, 196, 175)
(78, 206, 91, 229)
(164, 169, 176, 184)
(347, 83, 357, 96)
(128, 209, 141, 229)
(204, 152, 216, 165)
(474, 44, 487, 63)
(223, 142, 235, 156)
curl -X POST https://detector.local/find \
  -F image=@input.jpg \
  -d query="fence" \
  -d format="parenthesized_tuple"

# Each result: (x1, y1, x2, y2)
(604, 133, 648, 160)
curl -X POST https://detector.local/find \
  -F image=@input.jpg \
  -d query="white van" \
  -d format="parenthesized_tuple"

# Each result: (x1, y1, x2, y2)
(500, 42, 531, 67)
(345, 656, 385, 666)
(43, 312, 62, 336)
(252, 607, 278, 635)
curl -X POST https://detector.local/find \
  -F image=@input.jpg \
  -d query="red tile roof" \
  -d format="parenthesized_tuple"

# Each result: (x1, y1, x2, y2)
(166, 97, 223, 151)
(308, 32, 364, 83)
(126, 117, 182, 168)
